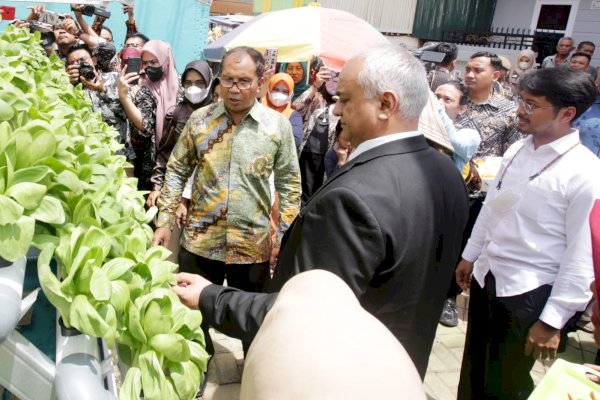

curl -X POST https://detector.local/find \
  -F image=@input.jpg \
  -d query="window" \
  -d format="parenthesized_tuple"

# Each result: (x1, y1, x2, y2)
(536, 5, 572, 30)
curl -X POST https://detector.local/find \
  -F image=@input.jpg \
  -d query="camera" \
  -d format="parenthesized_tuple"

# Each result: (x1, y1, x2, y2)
(78, 62, 96, 81)
(37, 10, 66, 27)
(70, 4, 111, 19)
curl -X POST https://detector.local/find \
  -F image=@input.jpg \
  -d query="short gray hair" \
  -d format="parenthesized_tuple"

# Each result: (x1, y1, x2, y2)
(355, 45, 429, 120)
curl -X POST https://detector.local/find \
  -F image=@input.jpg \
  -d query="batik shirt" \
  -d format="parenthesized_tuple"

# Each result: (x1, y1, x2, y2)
(457, 93, 521, 159)
(156, 101, 302, 264)
(86, 71, 135, 161)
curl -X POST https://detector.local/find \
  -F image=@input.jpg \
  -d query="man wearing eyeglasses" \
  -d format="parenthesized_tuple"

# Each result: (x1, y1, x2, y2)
(455, 68, 600, 399)
(171, 45, 469, 379)
(153, 46, 301, 353)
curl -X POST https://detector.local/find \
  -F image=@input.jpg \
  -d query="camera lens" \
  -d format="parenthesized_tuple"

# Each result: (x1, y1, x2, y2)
(79, 62, 96, 81)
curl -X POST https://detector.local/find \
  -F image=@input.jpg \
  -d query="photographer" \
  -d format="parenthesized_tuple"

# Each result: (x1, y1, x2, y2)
(427, 42, 459, 91)
(66, 44, 133, 161)
(19, 5, 78, 62)
(69, 4, 120, 73)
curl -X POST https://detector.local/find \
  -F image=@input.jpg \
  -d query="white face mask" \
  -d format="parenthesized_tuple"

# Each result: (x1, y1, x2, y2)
(268, 91, 290, 107)
(185, 85, 209, 104)
(519, 61, 530, 70)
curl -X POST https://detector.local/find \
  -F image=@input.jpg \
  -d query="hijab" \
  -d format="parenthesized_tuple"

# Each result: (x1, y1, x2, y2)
(279, 62, 310, 101)
(142, 40, 180, 143)
(509, 49, 537, 86)
(182, 60, 214, 108)
(265, 73, 295, 118)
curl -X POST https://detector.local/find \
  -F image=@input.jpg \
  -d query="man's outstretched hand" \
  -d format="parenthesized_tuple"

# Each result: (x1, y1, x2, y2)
(171, 272, 213, 310)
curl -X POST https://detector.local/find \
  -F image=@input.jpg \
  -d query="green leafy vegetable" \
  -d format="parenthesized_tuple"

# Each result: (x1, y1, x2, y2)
(1, 26, 208, 399)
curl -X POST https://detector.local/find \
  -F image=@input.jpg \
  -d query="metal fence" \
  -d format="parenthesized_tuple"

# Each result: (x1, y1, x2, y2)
(442, 27, 562, 64)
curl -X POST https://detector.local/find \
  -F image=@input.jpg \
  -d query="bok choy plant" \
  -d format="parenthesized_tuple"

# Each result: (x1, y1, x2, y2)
(0, 26, 209, 399)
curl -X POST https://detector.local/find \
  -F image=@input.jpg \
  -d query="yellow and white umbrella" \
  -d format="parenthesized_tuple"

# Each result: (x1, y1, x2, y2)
(203, 5, 390, 70)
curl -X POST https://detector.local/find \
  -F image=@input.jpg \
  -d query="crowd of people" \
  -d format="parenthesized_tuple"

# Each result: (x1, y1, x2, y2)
(9, 4, 600, 398)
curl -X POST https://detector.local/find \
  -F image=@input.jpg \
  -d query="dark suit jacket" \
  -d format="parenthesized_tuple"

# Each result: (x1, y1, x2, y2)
(200, 134, 469, 378)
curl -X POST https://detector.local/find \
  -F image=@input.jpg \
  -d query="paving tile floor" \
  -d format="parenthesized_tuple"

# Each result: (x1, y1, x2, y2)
(202, 293, 598, 400)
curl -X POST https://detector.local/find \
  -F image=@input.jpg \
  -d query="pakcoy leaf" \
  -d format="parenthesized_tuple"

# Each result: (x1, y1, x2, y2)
(37, 244, 72, 323)
(0, 215, 35, 262)
(69, 295, 112, 341)
(148, 333, 190, 363)
(108, 280, 130, 313)
(0, 194, 24, 224)
(120, 366, 142, 400)
(6, 182, 47, 210)
(13, 165, 54, 185)
(90, 267, 111, 302)
(27, 195, 65, 224)
(138, 350, 178, 400)
(101, 257, 136, 281)
(167, 361, 201, 400)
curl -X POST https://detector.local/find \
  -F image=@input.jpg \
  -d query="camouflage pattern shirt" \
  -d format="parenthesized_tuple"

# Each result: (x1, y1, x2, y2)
(127, 84, 157, 188)
(457, 93, 521, 159)
(86, 71, 135, 161)
(156, 101, 302, 264)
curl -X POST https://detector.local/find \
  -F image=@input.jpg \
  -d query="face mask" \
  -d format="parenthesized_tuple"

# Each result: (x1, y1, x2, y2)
(519, 61, 530, 70)
(325, 80, 337, 96)
(268, 91, 290, 107)
(145, 65, 163, 82)
(185, 85, 209, 104)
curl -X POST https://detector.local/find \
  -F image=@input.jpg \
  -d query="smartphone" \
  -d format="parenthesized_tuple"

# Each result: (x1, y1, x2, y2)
(126, 57, 141, 85)
(1, 6, 16, 21)
(263, 48, 278, 74)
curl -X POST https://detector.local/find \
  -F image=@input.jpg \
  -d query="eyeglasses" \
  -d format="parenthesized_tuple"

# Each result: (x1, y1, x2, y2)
(220, 77, 259, 90)
(516, 98, 555, 115)
(124, 42, 143, 49)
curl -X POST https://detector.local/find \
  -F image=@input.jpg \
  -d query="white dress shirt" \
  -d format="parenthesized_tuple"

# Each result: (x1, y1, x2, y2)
(463, 130, 600, 329)
(347, 131, 422, 162)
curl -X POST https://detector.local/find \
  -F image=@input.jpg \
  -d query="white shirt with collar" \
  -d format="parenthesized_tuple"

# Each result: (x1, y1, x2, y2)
(463, 130, 600, 329)
(347, 131, 422, 162)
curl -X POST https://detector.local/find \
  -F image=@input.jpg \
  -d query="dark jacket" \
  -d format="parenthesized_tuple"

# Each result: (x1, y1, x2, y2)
(200, 135, 469, 378)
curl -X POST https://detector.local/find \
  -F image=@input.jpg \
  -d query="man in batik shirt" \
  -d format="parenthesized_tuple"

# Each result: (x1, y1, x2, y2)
(440, 51, 521, 325)
(153, 46, 301, 305)
(458, 51, 520, 159)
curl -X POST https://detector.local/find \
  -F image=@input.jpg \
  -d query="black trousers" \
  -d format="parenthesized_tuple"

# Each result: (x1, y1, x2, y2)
(178, 248, 271, 354)
(299, 151, 326, 205)
(458, 273, 552, 400)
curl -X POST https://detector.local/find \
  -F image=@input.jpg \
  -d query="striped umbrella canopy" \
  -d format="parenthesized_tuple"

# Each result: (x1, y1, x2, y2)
(203, 5, 390, 70)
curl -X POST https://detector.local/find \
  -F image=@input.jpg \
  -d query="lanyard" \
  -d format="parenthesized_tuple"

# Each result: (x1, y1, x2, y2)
(496, 141, 580, 190)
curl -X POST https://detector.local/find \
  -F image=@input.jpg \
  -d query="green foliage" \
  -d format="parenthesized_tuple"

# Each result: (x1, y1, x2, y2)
(0, 26, 208, 399)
